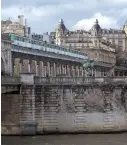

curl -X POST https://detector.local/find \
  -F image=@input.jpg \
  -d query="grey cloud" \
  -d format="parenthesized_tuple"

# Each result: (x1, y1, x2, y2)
(1, 0, 127, 33)
(2, 0, 79, 7)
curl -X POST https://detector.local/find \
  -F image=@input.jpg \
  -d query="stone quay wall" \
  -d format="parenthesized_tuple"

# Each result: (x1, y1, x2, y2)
(1, 82, 127, 135)
(1, 94, 21, 135)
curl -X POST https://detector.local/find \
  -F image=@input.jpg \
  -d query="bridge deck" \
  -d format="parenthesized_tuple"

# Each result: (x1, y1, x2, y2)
(1, 76, 127, 93)
(1, 76, 127, 85)
(34, 76, 127, 85)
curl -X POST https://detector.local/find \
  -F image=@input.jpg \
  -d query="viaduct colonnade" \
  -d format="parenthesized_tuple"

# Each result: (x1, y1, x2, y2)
(12, 52, 116, 77)
(12, 52, 84, 77)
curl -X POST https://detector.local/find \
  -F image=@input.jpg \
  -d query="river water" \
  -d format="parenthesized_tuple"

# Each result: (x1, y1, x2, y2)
(2, 133, 127, 145)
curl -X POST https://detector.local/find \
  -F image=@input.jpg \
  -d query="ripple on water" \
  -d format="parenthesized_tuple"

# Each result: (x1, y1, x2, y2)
(2, 133, 127, 145)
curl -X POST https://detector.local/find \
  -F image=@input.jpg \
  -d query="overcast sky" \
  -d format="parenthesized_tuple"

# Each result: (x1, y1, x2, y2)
(1, 0, 127, 34)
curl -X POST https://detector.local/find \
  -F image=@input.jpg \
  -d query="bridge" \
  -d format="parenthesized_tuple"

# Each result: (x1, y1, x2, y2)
(2, 33, 88, 77)
(1, 73, 127, 94)
(1, 75, 21, 94)
(1, 73, 127, 135)
(2, 33, 127, 78)
(1, 33, 127, 135)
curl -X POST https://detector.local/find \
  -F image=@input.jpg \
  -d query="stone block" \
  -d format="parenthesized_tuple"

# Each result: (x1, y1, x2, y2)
(20, 73, 35, 84)
(20, 121, 37, 135)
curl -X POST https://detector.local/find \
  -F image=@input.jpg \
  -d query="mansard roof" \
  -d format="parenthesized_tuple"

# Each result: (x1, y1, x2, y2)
(102, 28, 125, 34)
(56, 19, 67, 32)
(91, 19, 101, 32)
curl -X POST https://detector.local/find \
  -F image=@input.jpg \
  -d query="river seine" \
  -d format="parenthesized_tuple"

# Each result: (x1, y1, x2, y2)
(2, 133, 127, 145)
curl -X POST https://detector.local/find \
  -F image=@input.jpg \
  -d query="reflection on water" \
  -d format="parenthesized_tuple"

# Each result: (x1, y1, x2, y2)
(2, 133, 127, 145)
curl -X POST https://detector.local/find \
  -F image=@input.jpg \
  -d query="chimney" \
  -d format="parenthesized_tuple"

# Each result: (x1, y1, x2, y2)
(25, 19, 27, 26)
(18, 15, 24, 25)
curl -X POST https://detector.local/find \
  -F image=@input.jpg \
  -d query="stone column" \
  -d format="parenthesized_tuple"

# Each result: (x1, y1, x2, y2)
(39, 61, 44, 77)
(22, 59, 30, 74)
(53, 63, 56, 77)
(101, 68, 104, 77)
(65, 64, 67, 75)
(66, 65, 69, 76)
(63, 64, 66, 74)
(14, 58, 21, 76)
(46, 62, 50, 76)
(7, 49, 13, 75)
(56, 63, 59, 76)
(20, 73, 36, 135)
(71, 66, 74, 77)
(50, 62, 54, 77)
(27, 61, 30, 73)
(94, 68, 96, 77)
(72, 66, 76, 77)
(69, 65, 73, 77)
(19, 59, 23, 74)
(34, 61, 38, 76)
(36, 61, 39, 76)
(95, 68, 97, 77)
(98, 68, 100, 77)
(92, 68, 94, 77)
(61, 64, 64, 74)
(68, 65, 71, 76)
(82, 67, 85, 77)
(44, 62, 47, 77)
(59, 64, 62, 74)
(80, 67, 83, 77)
(76, 66, 80, 77)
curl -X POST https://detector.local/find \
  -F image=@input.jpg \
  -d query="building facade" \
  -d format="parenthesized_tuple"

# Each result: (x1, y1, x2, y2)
(31, 32, 52, 43)
(1, 15, 31, 37)
(54, 19, 127, 52)
(50, 19, 127, 76)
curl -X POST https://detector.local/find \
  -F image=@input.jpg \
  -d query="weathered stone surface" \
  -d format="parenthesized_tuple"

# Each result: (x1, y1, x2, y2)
(1, 84, 127, 135)
(1, 94, 20, 135)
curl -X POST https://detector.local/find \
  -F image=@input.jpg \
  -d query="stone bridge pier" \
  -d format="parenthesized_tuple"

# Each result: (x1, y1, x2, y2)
(2, 74, 127, 135)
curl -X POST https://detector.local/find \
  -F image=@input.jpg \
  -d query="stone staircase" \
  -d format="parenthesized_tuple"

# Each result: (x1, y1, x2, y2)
(103, 90, 116, 131)
(74, 95, 87, 132)
(42, 87, 59, 132)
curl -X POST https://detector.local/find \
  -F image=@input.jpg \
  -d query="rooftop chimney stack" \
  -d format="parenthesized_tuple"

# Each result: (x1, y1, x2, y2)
(18, 15, 24, 25)
(25, 19, 27, 26)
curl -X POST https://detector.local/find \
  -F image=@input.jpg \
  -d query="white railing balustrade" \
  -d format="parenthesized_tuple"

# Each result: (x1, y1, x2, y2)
(1, 76, 21, 84)
(34, 76, 127, 85)
(2, 75, 127, 85)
